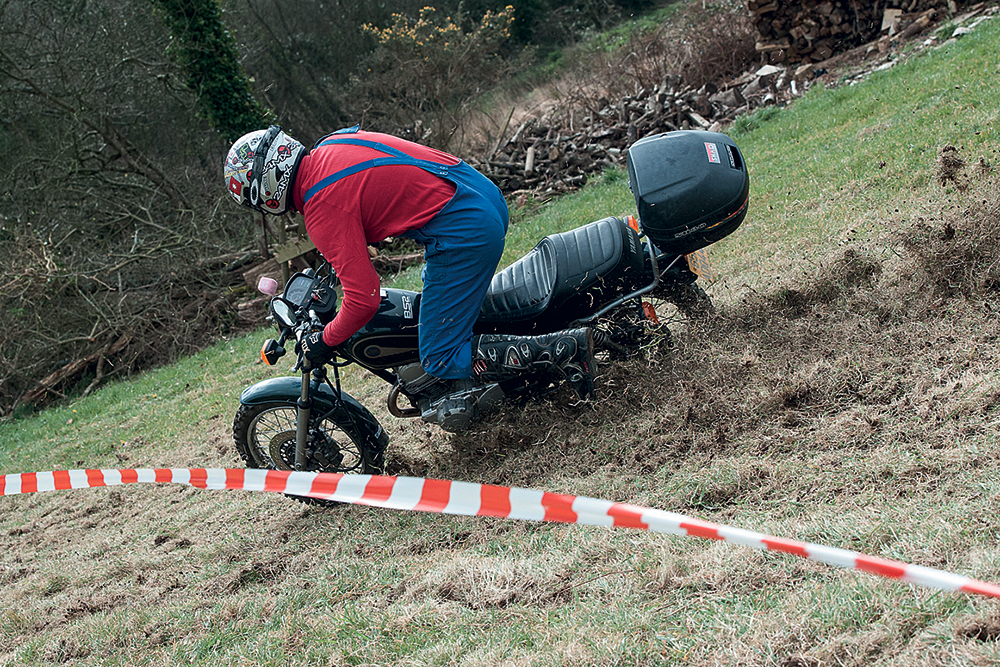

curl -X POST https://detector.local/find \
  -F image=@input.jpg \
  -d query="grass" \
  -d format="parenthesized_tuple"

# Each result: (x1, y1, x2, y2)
(718, 19, 1000, 297)
(4, 8, 1000, 667)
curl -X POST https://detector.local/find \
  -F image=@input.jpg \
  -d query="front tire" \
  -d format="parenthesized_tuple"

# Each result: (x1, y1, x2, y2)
(233, 401, 385, 476)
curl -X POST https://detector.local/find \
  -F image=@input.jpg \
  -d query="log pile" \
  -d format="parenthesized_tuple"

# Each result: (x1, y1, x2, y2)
(750, 0, 965, 64)
(467, 77, 761, 200)
(463, 0, 985, 201)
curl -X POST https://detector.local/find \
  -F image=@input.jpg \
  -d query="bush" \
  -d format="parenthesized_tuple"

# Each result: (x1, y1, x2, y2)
(0, 0, 256, 416)
(350, 5, 516, 149)
(571, 1, 757, 99)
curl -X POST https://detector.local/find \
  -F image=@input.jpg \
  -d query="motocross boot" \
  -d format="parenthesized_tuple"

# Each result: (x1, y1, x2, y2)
(471, 328, 598, 399)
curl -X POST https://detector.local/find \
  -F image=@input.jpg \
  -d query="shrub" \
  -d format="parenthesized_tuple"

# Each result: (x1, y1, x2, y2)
(351, 5, 516, 149)
(574, 1, 757, 99)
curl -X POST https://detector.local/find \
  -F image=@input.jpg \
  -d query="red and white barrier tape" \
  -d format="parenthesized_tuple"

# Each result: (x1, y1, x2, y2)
(3, 467, 1000, 599)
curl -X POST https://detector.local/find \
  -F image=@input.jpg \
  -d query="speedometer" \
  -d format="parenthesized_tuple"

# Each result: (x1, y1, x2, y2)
(284, 275, 314, 306)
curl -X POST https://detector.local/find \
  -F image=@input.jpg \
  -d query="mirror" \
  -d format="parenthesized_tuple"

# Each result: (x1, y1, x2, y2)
(271, 298, 297, 327)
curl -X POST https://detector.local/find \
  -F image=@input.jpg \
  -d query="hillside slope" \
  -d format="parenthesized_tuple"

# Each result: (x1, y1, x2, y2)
(2, 9, 1000, 667)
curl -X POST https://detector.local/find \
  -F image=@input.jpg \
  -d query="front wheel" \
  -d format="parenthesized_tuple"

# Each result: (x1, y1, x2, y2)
(233, 401, 385, 477)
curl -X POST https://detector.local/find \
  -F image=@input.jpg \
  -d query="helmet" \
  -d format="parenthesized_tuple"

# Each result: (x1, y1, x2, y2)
(224, 125, 305, 215)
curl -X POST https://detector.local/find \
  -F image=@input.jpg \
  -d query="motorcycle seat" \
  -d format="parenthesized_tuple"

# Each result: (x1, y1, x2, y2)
(478, 216, 644, 330)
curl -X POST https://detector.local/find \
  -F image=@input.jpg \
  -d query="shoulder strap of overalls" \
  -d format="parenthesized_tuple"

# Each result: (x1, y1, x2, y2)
(303, 135, 451, 205)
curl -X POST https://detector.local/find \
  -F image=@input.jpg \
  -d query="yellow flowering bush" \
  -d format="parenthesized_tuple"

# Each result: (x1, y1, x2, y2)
(353, 5, 515, 149)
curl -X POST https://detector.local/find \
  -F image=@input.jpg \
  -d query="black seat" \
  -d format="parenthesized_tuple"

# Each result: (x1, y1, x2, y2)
(478, 236, 557, 323)
(478, 216, 640, 327)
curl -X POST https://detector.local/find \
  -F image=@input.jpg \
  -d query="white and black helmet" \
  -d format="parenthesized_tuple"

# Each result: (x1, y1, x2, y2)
(224, 125, 305, 215)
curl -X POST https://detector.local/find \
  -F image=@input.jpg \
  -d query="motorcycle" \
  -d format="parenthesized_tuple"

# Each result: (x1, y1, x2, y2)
(232, 130, 750, 476)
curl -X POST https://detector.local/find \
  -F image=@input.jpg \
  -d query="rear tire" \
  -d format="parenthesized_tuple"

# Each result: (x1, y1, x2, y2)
(657, 280, 715, 320)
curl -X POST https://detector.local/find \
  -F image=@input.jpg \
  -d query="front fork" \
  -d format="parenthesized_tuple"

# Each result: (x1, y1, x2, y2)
(239, 368, 389, 471)
(295, 369, 312, 471)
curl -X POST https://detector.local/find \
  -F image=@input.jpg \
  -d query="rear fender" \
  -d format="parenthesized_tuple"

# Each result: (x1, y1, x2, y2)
(239, 376, 388, 451)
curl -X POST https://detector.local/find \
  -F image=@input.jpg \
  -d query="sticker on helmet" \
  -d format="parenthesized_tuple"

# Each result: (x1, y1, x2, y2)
(236, 143, 254, 162)
(228, 176, 243, 197)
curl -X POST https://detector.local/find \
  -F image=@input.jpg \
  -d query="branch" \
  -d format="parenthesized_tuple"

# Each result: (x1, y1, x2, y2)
(0, 46, 193, 211)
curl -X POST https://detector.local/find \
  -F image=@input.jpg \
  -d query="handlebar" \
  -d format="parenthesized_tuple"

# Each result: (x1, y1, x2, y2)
(263, 262, 337, 371)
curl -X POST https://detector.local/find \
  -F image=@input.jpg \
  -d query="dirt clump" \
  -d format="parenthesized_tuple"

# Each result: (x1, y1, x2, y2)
(936, 144, 967, 188)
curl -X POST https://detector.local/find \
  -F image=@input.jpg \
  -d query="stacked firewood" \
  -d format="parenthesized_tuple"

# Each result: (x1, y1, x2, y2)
(409, 2, 983, 200)
(467, 78, 760, 199)
(750, 0, 965, 64)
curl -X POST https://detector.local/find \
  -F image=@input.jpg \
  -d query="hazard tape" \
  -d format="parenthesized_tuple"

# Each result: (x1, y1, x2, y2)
(3, 467, 1000, 600)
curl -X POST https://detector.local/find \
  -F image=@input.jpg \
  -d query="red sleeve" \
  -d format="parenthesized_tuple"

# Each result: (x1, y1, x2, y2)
(303, 206, 381, 347)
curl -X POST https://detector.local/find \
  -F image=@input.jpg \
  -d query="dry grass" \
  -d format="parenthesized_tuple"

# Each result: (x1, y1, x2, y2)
(3, 177, 1000, 665)
(6, 19, 1000, 664)
(452, 0, 758, 157)
(589, 0, 757, 97)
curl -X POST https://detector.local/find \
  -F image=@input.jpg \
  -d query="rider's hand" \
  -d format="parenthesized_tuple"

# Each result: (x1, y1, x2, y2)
(299, 331, 335, 367)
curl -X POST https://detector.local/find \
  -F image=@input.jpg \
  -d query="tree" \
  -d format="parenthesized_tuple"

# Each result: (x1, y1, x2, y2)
(151, 0, 272, 142)
(0, 0, 256, 414)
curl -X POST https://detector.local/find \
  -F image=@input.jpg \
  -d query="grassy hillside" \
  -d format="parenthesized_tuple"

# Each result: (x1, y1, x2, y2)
(3, 10, 1000, 666)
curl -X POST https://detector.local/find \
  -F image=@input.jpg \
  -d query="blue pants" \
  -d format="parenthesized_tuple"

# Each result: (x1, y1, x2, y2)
(404, 163, 508, 379)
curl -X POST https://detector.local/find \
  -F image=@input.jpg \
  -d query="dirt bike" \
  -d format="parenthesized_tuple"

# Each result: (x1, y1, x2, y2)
(232, 129, 749, 475)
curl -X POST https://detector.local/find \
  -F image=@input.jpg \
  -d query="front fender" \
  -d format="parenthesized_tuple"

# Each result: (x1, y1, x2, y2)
(239, 376, 387, 451)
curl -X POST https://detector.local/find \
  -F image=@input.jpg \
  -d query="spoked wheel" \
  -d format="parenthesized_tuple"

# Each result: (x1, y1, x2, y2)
(233, 401, 384, 487)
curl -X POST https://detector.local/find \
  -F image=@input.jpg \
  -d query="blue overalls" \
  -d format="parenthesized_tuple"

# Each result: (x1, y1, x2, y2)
(307, 128, 509, 380)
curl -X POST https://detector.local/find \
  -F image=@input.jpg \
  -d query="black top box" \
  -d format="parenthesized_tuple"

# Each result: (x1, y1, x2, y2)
(626, 130, 749, 256)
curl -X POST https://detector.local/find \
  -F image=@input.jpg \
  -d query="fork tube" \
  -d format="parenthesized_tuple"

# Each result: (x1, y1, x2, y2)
(295, 370, 311, 471)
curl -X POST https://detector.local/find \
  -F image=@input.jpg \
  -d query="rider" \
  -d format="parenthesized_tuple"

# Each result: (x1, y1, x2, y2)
(223, 124, 597, 398)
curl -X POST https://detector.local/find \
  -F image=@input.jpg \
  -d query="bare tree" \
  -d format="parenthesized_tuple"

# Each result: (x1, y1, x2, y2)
(0, 0, 254, 414)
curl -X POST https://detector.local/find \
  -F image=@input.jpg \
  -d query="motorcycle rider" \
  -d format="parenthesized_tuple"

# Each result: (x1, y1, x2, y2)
(224, 124, 597, 398)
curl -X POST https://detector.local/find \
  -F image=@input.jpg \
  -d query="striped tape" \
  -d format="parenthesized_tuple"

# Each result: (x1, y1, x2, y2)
(3, 467, 999, 600)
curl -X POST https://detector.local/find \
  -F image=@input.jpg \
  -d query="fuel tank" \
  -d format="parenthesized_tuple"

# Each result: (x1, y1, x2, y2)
(340, 288, 421, 370)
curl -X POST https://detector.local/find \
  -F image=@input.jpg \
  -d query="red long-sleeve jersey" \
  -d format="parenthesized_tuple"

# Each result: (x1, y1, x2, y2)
(291, 131, 458, 346)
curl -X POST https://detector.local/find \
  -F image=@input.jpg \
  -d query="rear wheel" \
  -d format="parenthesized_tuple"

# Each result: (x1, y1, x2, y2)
(656, 280, 715, 320)
(233, 401, 384, 476)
